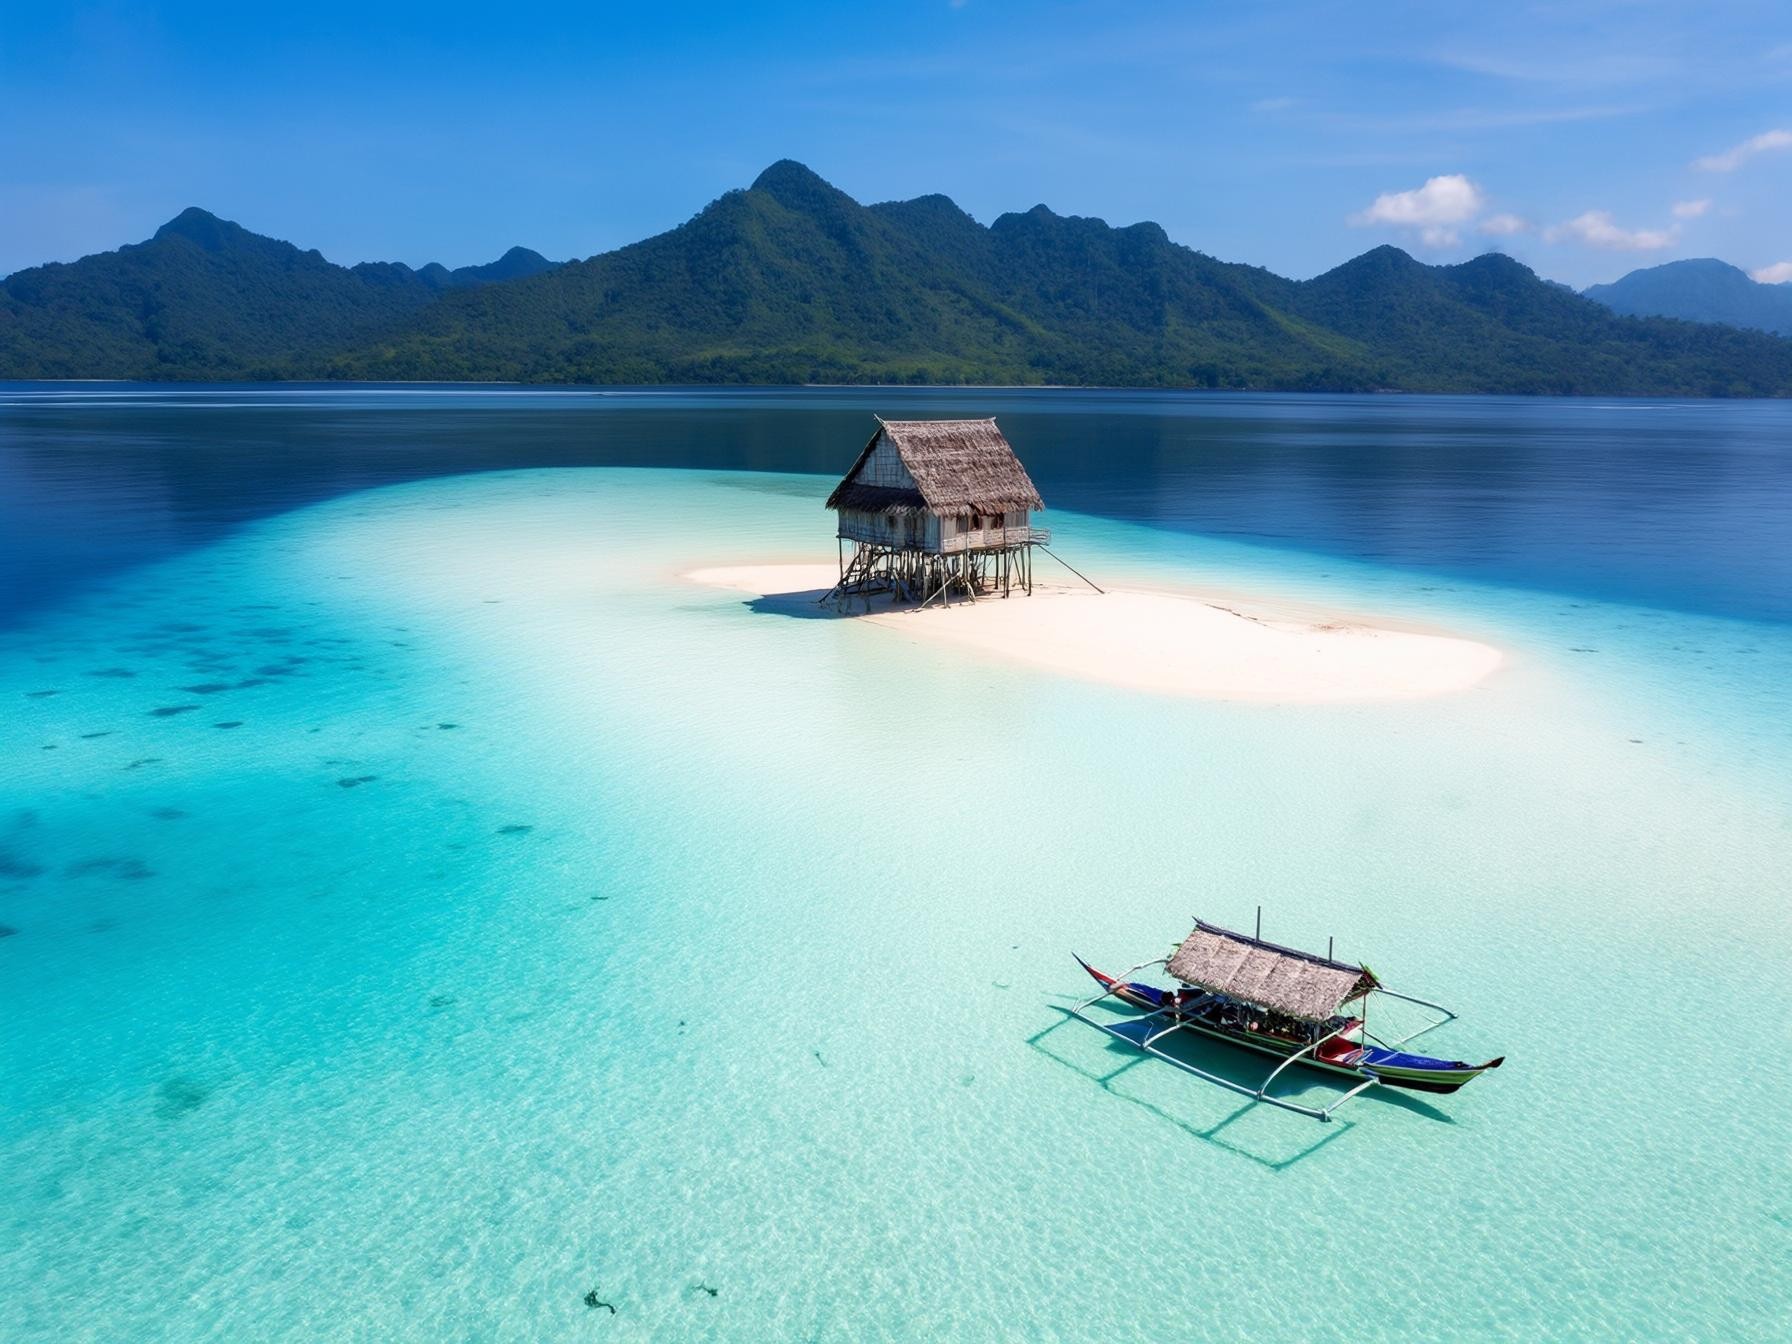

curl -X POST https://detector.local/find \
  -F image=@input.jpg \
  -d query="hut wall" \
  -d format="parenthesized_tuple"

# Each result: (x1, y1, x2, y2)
(858, 433, 918, 491)
(836, 508, 919, 547)
(832, 431, 1036, 554)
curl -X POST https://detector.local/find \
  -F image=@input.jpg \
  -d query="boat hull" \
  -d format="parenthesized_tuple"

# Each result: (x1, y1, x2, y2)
(1075, 957, 1502, 1095)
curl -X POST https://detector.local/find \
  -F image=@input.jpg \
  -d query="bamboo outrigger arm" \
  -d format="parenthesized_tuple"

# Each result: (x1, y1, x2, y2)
(1254, 1021, 1353, 1098)
(1069, 958, 1167, 1015)
(1367, 987, 1459, 1049)
(1141, 992, 1214, 1048)
(1067, 1007, 1380, 1122)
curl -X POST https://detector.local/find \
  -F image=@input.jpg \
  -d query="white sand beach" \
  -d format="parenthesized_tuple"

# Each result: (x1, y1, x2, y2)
(687, 563, 1504, 704)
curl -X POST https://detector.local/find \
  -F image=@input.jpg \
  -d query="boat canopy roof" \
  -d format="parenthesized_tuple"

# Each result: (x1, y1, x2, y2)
(1166, 920, 1381, 1023)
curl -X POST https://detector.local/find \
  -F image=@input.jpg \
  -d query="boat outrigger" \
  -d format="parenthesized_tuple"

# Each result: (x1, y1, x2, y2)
(1071, 919, 1503, 1122)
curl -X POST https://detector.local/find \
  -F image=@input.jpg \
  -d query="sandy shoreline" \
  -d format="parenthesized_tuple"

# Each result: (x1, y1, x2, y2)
(687, 563, 1503, 704)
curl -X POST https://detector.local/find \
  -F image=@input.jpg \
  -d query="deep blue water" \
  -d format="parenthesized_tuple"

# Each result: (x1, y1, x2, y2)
(4, 383, 1791, 626)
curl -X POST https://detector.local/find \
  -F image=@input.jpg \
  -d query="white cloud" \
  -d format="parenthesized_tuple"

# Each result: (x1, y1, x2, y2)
(1751, 261, 1792, 284)
(1477, 213, 1531, 236)
(1545, 211, 1677, 251)
(1350, 174, 1486, 248)
(1694, 128, 1792, 172)
(1670, 198, 1711, 219)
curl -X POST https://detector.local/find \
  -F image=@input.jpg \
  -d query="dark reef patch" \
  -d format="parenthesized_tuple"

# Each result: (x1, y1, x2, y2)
(150, 806, 189, 820)
(66, 857, 155, 880)
(496, 824, 533, 835)
(78, 731, 114, 739)
(149, 705, 200, 717)
(336, 776, 379, 789)
(124, 758, 163, 769)
(25, 690, 59, 699)
(582, 1290, 615, 1314)
(155, 1076, 209, 1119)
(179, 683, 234, 695)
(0, 849, 41, 881)
(87, 668, 136, 678)
(0, 924, 17, 939)
(214, 721, 244, 729)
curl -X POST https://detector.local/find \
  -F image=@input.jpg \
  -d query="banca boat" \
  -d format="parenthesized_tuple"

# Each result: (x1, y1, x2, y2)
(1071, 919, 1503, 1122)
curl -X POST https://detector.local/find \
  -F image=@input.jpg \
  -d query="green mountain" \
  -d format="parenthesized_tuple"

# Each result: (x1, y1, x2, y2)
(1292, 248, 1792, 394)
(1584, 258, 1792, 338)
(330, 161, 1379, 386)
(0, 210, 560, 379)
(5, 164, 1792, 394)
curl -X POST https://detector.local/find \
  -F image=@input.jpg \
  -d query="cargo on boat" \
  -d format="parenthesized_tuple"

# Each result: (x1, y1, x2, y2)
(1071, 919, 1504, 1122)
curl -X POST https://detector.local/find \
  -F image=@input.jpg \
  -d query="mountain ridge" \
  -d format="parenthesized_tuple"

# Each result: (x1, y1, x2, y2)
(1583, 258, 1792, 338)
(0, 209, 564, 379)
(4, 168, 1792, 394)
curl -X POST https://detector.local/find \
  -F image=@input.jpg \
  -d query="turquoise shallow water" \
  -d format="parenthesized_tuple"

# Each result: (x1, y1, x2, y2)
(4, 465, 1792, 1340)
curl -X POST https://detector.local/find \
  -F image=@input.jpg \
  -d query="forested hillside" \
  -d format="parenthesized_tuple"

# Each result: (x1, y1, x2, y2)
(5, 162, 1791, 395)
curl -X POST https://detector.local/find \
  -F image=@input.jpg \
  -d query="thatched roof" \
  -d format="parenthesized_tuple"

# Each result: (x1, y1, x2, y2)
(825, 418, 1045, 517)
(1166, 921, 1380, 1023)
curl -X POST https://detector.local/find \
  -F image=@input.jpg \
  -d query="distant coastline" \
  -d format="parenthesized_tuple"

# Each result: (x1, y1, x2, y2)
(6, 161, 1792, 397)
(2, 378, 1770, 402)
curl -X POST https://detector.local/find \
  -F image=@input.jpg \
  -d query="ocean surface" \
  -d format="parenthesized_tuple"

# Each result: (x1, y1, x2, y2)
(3, 384, 1790, 1341)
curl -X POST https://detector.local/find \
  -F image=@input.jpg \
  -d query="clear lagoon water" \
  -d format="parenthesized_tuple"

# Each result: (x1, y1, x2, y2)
(3, 385, 1790, 1340)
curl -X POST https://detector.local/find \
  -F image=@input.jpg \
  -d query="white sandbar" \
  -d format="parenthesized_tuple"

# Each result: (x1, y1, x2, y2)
(687, 563, 1504, 704)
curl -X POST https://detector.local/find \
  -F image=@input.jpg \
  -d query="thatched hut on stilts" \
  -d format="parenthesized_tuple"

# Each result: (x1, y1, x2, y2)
(822, 418, 1056, 608)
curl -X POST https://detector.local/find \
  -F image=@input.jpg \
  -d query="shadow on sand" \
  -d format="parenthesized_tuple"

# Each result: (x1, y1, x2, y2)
(743, 588, 843, 620)
(743, 584, 941, 622)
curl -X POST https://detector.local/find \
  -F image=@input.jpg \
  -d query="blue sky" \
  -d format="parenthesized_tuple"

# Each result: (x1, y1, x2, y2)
(4, 1, 1790, 287)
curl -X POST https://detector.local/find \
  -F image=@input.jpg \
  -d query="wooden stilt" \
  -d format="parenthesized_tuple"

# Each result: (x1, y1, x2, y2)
(824, 533, 1076, 611)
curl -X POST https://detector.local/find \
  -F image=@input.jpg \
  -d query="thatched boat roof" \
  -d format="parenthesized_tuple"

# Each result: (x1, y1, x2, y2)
(825, 418, 1045, 517)
(1166, 920, 1380, 1023)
